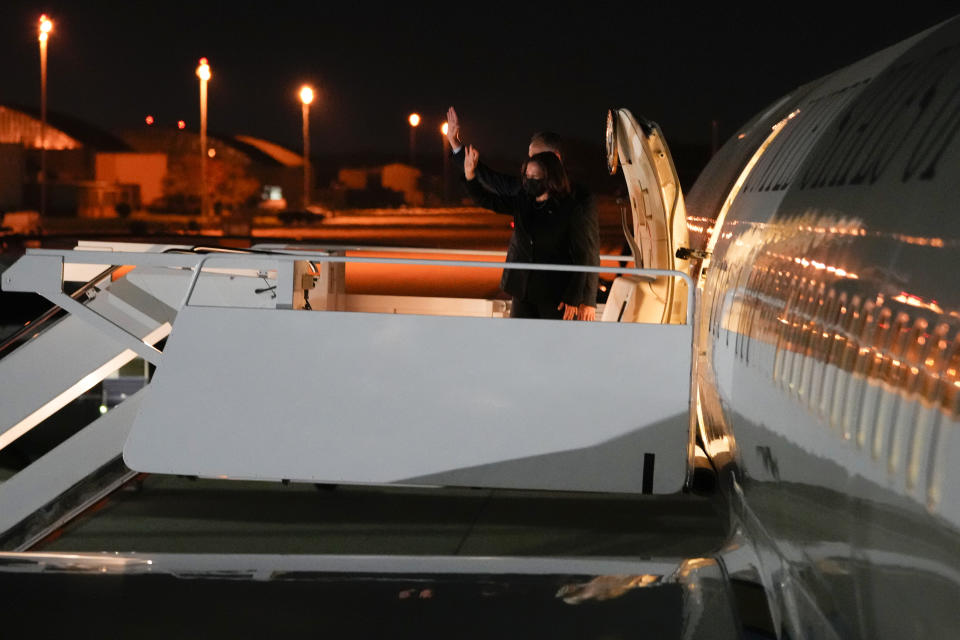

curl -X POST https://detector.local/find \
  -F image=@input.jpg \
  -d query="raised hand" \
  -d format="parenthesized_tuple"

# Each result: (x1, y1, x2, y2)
(446, 106, 461, 147)
(464, 145, 479, 180)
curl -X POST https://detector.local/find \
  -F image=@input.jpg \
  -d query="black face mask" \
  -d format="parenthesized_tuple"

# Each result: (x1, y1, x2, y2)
(523, 178, 546, 198)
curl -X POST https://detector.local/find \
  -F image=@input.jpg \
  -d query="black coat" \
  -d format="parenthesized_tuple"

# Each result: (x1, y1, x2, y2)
(465, 176, 594, 306)
(452, 148, 600, 305)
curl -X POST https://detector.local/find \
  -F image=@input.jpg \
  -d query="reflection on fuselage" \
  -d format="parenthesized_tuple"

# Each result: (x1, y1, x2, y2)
(712, 223, 958, 512)
(689, 14, 960, 640)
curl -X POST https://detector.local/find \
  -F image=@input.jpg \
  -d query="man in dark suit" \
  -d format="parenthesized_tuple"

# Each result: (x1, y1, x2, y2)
(446, 106, 600, 321)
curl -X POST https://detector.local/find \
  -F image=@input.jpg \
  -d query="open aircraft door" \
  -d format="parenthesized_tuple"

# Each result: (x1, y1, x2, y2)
(603, 109, 692, 325)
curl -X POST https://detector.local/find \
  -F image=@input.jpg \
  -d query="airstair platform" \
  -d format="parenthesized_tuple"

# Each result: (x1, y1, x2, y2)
(0, 242, 698, 551)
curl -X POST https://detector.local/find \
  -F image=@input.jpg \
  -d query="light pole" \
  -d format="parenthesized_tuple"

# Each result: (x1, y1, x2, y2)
(440, 121, 449, 203)
(408, 113, 420, 165)
(299, 85, 314, 210)
(196, 57, 211, 217)
(38, 14, 52, 216)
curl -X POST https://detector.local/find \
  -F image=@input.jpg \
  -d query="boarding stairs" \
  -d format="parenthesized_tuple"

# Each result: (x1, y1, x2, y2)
(0, 242, 696, 550)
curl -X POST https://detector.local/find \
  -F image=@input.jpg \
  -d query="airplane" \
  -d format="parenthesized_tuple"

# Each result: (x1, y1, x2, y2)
(665, 12, 960, 639)
(0, 12, 959, 640)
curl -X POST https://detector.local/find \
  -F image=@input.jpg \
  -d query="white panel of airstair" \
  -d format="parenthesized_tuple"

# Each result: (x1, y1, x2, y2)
(0, 285, 173, 451)
(0, 390, 143, 538)
(0, 265, 280, 453)
(125, 306, 693, 494)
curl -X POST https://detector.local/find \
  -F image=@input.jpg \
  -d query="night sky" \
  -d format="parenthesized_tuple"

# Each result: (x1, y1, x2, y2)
(2, 2, 957, 160)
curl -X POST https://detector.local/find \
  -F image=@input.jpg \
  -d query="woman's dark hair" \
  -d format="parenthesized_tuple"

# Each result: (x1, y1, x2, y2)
(522, 151, 571, 198)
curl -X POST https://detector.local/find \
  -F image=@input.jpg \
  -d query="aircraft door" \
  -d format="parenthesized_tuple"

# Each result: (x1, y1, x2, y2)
(605, 109, 692, 325)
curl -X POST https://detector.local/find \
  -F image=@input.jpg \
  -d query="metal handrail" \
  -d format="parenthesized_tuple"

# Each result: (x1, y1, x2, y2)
(183, 252, 696, 325)
(251, 243, 635, 263)
(10, 248, 694, 324)
(0, 264, 120, 358)
(0, 245, 268, 358)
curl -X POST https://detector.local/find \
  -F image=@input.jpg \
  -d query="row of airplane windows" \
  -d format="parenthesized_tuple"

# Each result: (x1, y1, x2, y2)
(709, 253, 955, 511)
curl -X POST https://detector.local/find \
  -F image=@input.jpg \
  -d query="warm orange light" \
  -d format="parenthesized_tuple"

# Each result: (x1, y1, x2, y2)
(207, 148, 216, 158)
(177, 120, 186, 130)
(196, 57, 211, 81)
(299, 85, 315, 105)
(408, 113, 421, 127)
(145, 115, 155, 125)
(38, 15, 53, 42)
(441, 122, 449, 136)
(892, 292, 944, 314)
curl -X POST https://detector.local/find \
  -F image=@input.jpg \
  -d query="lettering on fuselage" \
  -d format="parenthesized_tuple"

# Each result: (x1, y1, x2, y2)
(741, 44, 960, 194)
(800, 44, 960, 189)
(744, 81, 867, 193)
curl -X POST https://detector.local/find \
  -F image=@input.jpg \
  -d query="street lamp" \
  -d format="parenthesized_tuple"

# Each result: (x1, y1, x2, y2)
(38, 14, 53, 216)
(440, 122, 450, 202)
(196, 57, 211, 217)
(408, 112, 420, 165)
(299, 85, 314, 209)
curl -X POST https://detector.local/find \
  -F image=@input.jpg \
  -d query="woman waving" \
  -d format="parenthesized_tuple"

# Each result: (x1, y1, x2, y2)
(463, 145, 593, 320)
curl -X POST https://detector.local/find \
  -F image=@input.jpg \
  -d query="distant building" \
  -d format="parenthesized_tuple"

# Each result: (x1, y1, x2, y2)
(0, 105, 149, 217)
(121, 128, 305, 214)
(94, 153, 167, 206)
(0, 105, 85, 150)
(1, 103, 440, 220)
(0, 104, 311, 219)
(231, 135, 306, 209)
(382, 163, 424, 206)
(335, 163, 423, 208)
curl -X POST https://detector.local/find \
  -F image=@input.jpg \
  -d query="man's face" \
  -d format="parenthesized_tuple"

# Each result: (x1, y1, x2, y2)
(528, 142, 561, 160)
